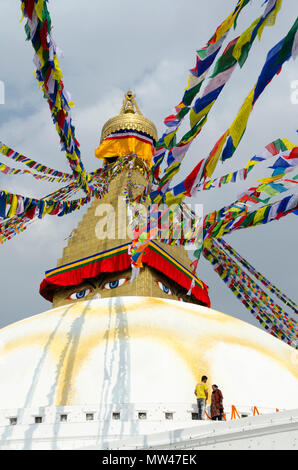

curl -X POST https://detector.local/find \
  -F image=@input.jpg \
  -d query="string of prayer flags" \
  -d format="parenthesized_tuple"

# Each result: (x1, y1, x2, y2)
(203, 245, 281, 336)
(166, 138, 296, 204)
(172, 0, 282, 132)
(0, 187, 97, 246)
(205, 139, 298, 191)
(203, 238, 297, 346)
(155, 0, 284, 193)
(0, 182, 81, 245)
(201, 190, 298, 243)
(0, 161, 74, 184)
(152, 0, 253, 172)
(217, 237, 298, 315)
(0, 141, 74, 181)
(158, 1, 251, 133)
(20, 0, 91, 193)
(240, 173, 298, 203)
(0, 155, 143, 244)
(166, 135, 271, 199)
(211, 238, 296, 335)
(218, 18, 298, 165)
(207, 193, 298, 240)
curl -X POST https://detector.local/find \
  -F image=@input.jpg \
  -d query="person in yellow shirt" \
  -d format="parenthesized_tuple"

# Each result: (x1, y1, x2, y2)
(194, 375, 208, 420)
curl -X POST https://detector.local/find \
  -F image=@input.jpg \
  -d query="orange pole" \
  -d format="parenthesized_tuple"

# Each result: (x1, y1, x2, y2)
(231, 405, 241, 420)
(253, 406, 260, 416)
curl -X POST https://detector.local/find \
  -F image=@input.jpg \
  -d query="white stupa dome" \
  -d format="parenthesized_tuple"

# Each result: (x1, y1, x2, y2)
(0, 296, 297, 450)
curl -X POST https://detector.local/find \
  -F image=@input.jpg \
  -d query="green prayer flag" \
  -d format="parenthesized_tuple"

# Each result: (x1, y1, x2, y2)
(210, 42, 237, 77)
(183, 82, 204, 106)
(277, 18, 298, 64)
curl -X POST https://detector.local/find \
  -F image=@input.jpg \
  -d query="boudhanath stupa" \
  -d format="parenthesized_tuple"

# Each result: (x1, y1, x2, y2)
(0, 93, 297, 450)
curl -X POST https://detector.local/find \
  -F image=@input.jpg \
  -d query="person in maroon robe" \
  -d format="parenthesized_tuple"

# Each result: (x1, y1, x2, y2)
(211, 384, 224, 420)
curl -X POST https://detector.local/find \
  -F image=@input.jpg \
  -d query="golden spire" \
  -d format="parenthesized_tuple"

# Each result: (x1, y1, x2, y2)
(120, 90, 142, 115)
(100, 91, 158, 143)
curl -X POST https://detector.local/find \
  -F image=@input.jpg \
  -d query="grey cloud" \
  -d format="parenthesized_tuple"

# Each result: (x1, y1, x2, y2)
(0, 0, 297, 332)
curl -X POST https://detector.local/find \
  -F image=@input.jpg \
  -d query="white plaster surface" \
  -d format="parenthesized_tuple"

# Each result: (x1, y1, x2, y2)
(0, 297, 296, 449)
(95, 408, 298, 451)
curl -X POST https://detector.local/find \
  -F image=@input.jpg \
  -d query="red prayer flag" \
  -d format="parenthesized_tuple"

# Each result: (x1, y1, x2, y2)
(40, 19, 49, 50)
(24, 0, 35, 20)
(184, 159, 204, 196)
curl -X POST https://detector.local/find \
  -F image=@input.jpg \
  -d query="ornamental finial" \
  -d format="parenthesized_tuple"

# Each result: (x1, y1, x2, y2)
(120, 91, 143, 115)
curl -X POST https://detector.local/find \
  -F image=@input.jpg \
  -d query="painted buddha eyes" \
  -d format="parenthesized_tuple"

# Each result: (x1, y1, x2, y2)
(67, 277, 129, 300)
(103, 278, 128, 290)
(68, 288, 93, 300)
(156, 280, 173, 296)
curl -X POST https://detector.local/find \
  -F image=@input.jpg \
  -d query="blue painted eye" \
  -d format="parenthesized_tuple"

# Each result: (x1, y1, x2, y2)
(156, 281, 173, 296)
(76, 290, 87, 299)
(103, 278, 128, 290)
(109, 280, 119, 289)
(68, 288, 92, 300)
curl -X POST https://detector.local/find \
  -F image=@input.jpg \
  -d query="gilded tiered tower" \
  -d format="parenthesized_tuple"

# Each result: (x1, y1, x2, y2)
(40, 92, 210, 308)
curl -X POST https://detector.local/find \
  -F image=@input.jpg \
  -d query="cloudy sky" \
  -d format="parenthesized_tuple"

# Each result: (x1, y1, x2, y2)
(0, 0, 297, 331)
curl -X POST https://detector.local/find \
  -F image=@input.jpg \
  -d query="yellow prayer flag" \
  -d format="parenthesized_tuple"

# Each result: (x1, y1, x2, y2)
(214, 0, 247, 42)
(229, 87, 255, 148)
(35, 0, 45, 22)
(54, 92, 62, 110)
(52, 56, 63, 82)
(152, 194, 163, 205)
(281, 138, 295, 150)
(204, 130, 229, 179)
(164, 130, 177, 149)
(244, 160, 259, 170)
(215, 224, 227, 239)
(233, 18, 259, 61)
(257, 0, 282, 40)
(20, 3, 25, 23)
(256, 174, 284, 183)
(190, 101, 214, 128)
(253, 205, 268, 225)
(42, 201, 48, 217)
(187, 70, 207, 91)
(165, 192, 184, 207)
(204, 180, 213, 189)
(0, 145, 9, 155)
(225, 172, 234, 184)
(66, 151, 77, 162)
(46, 204, 55, 215)
(204, 238, 212, 250)
(257, 184, 269, 192)
(8, 195, 18, 218)
(36, 46, 46, 69)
